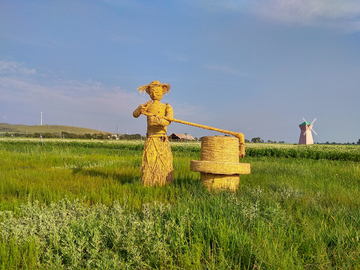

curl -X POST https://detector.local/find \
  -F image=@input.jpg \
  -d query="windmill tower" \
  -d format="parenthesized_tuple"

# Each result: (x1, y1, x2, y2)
(299, 118, 317, 145)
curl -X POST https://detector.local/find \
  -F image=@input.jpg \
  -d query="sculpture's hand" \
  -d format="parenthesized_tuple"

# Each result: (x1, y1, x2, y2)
(138, 104, 147, 115)
(137, 100, 152, 115)
(149, 115, 162, 125)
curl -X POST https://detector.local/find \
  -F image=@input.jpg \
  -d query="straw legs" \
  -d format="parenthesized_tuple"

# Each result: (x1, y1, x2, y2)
(141, 134, 174, 186)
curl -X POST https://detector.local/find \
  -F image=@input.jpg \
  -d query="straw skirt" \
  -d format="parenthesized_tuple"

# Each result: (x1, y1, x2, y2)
(141, 135, 174, 186)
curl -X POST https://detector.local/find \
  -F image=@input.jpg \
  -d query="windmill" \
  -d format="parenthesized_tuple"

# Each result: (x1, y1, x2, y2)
(299, 118, 317, 145)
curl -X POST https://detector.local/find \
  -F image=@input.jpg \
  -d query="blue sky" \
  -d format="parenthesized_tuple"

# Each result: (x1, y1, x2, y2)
(1, 0, 360, 143)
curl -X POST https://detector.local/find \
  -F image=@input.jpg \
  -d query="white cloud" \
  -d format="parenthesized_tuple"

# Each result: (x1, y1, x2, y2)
(0, 60, 147, 128)
(0, 59, 210, 133)
(0, 60, 36, 76)
(255, 0, 360, 20)
(254, 0, 360, 30)
(191, 0, 360, 31)
(0, 75, 142, 117)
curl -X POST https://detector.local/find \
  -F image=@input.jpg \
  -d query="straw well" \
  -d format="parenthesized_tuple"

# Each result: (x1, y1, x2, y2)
(190, 136, 250, 191)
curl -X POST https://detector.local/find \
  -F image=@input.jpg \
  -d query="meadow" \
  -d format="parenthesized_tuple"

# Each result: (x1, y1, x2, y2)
(1, 138, 360, 269)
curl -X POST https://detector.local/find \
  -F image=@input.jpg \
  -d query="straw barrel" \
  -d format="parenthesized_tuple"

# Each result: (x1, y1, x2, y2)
(190, 136, 250, 192)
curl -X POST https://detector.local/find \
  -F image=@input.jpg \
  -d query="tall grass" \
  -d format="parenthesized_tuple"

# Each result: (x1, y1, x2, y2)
(2, 138, 360, 160)
(1, 139, 360, 269)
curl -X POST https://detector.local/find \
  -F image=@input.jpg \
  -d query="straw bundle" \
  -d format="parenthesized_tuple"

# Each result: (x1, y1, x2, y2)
(142, 134, 174, 186)
(190, 136, 250, 192)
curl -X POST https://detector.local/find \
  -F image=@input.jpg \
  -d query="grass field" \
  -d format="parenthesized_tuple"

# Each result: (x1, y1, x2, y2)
(1, 138, 360, 269)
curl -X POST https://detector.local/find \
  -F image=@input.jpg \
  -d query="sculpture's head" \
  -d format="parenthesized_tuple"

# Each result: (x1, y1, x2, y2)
(137, 80, 171, 101)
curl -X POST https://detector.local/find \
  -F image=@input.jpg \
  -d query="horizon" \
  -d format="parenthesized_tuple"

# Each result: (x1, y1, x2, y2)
(1, 122, 359, 144)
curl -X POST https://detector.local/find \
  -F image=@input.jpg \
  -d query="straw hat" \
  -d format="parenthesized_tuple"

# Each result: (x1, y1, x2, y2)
(137, 80, 171, 95)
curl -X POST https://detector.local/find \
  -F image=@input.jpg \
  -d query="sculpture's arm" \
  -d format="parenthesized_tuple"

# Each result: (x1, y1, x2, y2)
(161, 103, 173, 126)
(133, 101, 151, 118)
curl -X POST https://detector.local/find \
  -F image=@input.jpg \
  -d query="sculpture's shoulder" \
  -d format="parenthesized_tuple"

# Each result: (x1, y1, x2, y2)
(165, 103, 173, 110)
(165, 103, 174, 118)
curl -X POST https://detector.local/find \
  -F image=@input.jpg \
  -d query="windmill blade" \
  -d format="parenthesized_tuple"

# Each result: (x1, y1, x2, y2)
(312, 129, 318, 136)
(302, 118, 307, 123)
(303, 125, 310, 135)
(311, 118, 317, 125)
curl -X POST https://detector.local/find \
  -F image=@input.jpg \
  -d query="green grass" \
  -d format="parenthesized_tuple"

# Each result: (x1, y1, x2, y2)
(246, 143, 360, 161)
(1, 139, 360, 269)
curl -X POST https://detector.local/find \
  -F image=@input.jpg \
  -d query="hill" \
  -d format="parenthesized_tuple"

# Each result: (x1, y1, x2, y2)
(0, 123, 112, 135)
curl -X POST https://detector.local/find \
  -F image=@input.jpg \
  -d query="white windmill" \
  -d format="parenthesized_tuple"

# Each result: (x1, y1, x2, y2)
(299, 118, 317, 145)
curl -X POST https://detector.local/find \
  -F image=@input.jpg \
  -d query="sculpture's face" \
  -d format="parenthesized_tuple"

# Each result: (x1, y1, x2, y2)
(149, 85, 163, 101)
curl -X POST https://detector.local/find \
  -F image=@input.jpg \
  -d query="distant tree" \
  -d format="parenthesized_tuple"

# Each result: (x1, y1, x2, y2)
(42, 132, 56, 138)
(251, 137, 261, 143)
(61, 132, 71, 138)
(95, 133, 108, 140)
(357, 139, 360, 145)
(245, 139, 250, 143)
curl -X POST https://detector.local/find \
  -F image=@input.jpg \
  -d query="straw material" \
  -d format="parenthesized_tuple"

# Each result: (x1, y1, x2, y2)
(141, 134, 174, 186)
(201, 173, 240, 192)
(133, 80, 174, 186)
(190, 136, 250, 192)
(137, 80, 171, 95)
(190, 160, 250, 175)
(200, 136, 239, 163)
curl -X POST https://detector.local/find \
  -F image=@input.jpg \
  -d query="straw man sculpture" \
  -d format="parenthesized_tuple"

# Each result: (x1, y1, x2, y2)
(133, 80, 174, 186)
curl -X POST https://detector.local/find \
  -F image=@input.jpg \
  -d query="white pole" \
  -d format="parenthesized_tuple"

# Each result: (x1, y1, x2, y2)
(41, 112, 43, 125)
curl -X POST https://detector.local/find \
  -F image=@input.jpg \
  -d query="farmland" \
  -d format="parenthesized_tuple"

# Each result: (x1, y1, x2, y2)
(1, 138, 360, 269)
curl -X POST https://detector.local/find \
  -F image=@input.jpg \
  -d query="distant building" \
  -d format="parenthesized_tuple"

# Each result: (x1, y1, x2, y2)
(168, 133, 195, 141)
